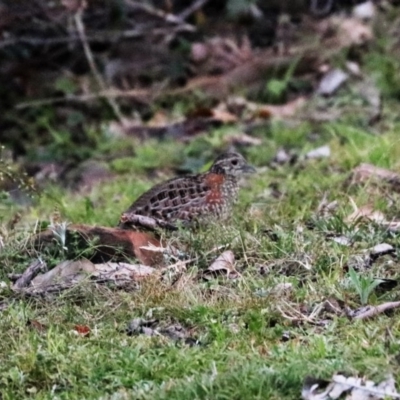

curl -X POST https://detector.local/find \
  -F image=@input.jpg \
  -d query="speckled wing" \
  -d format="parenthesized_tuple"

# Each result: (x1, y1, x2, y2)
(122, 175, 212, 223)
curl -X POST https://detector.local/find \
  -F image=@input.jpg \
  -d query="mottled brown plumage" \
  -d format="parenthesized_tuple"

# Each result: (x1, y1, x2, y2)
(119, 152, 255, 230)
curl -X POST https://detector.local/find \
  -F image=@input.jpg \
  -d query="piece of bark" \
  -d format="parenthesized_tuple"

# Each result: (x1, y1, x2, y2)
(8, 273, 22, 282)
(34, 224, 164, 266)
(30, 259, 96, 290)
(13, 259, 47, 290)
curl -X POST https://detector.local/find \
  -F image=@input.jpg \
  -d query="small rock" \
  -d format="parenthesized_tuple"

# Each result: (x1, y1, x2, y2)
(142, 327, 157, 336)
(126, 318, 157, 336)
(274, 148, 292, 164)
(369, 243, 394, 257)
(281, 331, 291, 342)
(317, 69, 348, 96)
(305, 145, 331, 160)
(345, 61, 361, 77)
(331, 236, 352, 246)
(228, 323, 241, 334)
(353, 1, 375, 20)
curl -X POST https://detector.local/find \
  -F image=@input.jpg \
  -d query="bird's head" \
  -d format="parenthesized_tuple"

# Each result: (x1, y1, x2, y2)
(209, 152, 256, 176)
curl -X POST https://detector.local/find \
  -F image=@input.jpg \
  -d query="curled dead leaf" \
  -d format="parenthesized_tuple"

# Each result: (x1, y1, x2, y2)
(345, 199, 400, 232)
(346, 199, 386, 224)
(206, 250, 239, 279)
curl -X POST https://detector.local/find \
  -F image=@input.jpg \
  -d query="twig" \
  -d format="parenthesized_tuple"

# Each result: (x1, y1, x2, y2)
(277, 303, 316, 324)
(74, 9, 124, 123)
(13, 258, 47, 290)
(178, 0, 210, 21)
(351, 301, 400, 320)
(16, 88, 152, 109)
(0, 25, 195, 49)
(124, 0, 197, 43)
(125, 0, 191, 26)
(161, 258, 195, 273)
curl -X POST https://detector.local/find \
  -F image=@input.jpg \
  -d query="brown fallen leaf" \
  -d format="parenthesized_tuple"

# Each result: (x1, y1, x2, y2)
(206, 250, 239, 279)
(73, 325, 91, 337)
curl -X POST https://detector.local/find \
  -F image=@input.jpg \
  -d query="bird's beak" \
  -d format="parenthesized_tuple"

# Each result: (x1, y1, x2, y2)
(241, 164, 256, 174)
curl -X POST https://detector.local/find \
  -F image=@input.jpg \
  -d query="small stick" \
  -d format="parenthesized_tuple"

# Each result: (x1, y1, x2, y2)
(352, 301, 400, 320)
(178, 0, 210, 21)
(74, 8, 124, 123)
(0, 25, 195, 49)
(16, 88, 152, 109)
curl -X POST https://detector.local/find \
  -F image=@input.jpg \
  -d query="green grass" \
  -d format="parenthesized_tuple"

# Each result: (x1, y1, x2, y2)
(2, 123, 400, 399)
(4, 42, 400, 399)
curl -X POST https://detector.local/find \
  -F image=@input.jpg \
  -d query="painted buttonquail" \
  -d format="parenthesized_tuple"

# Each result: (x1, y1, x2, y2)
(119, 152, 256, 230)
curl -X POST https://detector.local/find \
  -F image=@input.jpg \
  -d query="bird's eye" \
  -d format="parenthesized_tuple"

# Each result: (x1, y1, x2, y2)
(232, 160, 238, 166)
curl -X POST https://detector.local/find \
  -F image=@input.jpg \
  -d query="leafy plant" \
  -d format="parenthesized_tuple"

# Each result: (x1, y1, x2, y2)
(347, 267, 383, 305)
(263, 56, 301, 103)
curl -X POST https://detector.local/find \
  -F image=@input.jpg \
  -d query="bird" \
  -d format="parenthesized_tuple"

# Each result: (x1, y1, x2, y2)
(118, 152, 256, 230)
